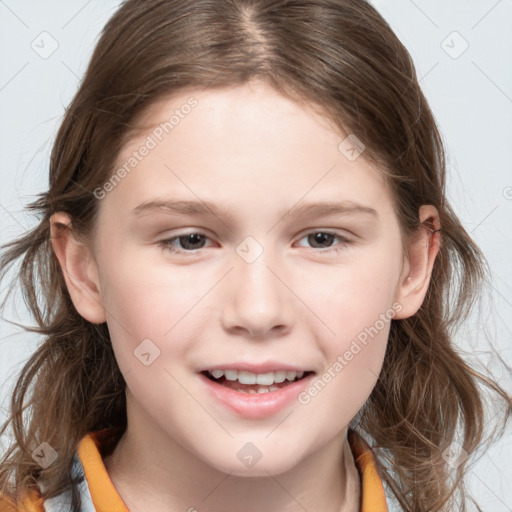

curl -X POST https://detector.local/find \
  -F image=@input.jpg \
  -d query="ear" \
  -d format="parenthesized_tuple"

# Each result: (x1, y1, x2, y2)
(50, 212, 107, 324)
(393, 205, 441, 320)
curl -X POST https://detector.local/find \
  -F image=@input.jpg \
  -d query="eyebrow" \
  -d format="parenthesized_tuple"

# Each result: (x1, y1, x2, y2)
(131, 199, 378, 221)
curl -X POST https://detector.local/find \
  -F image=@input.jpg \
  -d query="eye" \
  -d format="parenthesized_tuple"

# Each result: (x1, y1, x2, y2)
(157, 230, 352, 256)
(295, 231, 352, 254)
(158, 232, 213, 254)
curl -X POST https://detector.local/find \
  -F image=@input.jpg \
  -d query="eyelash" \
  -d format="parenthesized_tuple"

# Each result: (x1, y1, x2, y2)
(157, 230, 352, 256)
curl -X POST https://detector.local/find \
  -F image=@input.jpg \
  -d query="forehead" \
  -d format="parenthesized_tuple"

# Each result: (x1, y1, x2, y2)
(108, 82, 395, 220)
(123, 81, 342, 145)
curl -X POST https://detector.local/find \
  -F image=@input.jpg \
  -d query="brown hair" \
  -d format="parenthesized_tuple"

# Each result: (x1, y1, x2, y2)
(1, 1, 510, 511)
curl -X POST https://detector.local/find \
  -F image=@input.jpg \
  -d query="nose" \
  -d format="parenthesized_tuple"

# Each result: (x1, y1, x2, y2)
(220, 248, 295, 339)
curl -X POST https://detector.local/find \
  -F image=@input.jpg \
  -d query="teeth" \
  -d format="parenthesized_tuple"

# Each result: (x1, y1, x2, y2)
(238, 370, 257, 385)
(207, 369, 307, 385)
(236, 385, 281, 394)
(256, 372, 274, 386)
(274, 370, 287, 383)
(224, 370, 238, 381)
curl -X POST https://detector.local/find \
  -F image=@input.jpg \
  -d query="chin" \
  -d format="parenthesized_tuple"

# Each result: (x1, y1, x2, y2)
(204, 451, 302, 478)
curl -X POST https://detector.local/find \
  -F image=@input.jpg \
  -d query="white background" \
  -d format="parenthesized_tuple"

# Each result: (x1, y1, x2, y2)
(1, 1, 511, 510)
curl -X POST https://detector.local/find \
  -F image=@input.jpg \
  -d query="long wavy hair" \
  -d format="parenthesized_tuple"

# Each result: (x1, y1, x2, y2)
(1, 1, 511, 511)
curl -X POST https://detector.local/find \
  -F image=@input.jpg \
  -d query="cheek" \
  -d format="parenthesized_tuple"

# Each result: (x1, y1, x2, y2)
(300, 252, 399, 411)
(308, 247, 401, 340)
(299, 303, 392, 430)
(95, 247, 209, 369)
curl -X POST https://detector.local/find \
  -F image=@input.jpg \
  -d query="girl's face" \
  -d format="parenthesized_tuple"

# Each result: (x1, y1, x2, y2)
(64, 80, 430, 476)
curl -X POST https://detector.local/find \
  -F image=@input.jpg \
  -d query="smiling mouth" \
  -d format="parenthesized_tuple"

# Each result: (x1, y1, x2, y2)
(201, 370, 315, 394)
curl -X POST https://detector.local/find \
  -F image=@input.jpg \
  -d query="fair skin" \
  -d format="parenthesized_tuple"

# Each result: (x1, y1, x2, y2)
(50, 80, 440, 512)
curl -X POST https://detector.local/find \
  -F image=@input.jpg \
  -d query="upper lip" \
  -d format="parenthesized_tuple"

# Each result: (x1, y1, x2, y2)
(198, 362, 314, 374)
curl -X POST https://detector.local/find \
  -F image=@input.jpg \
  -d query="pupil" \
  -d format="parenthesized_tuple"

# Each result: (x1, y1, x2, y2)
(181, 233, 205, 250)
(310, 232, 333, 248)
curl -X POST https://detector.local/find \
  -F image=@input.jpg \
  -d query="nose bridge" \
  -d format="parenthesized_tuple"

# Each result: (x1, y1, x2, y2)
(221, 235, 293, 337)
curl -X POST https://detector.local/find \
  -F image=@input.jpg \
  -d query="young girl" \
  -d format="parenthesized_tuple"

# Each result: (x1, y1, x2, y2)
(1, 1, 510, 511)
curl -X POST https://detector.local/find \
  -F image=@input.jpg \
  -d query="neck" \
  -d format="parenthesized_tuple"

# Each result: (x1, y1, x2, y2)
(103, 397, 360, 512)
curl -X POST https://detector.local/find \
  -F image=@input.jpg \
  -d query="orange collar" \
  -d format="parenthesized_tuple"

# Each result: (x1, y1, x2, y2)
(348, 429, 388, 511)
(78, 428, 387, 512)
(76, 429, 130, 512)
(14, 428, 388, 511)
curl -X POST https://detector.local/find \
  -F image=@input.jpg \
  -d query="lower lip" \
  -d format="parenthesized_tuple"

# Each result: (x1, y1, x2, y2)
(198, 372, 315, 419)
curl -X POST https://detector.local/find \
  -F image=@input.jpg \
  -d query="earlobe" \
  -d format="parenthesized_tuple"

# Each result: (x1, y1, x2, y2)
(393, 205, 441, 320)
(50, 212, 107, 324)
